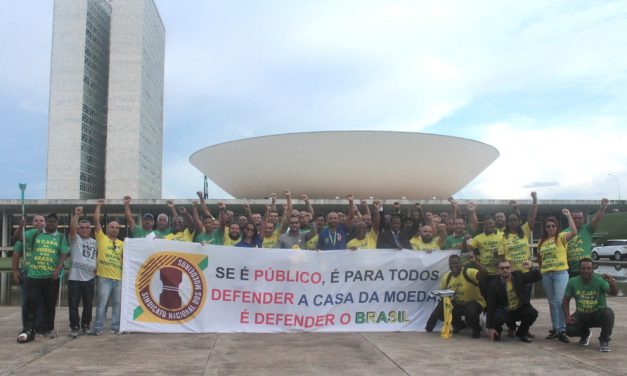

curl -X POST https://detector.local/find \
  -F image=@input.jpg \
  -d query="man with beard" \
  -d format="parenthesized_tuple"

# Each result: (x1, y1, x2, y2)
(486, 260, 541, 343)
(410, 224, 446, 251)
(276, 215, 317, 249)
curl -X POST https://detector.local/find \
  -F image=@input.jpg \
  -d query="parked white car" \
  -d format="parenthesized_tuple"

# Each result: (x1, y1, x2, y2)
(591, 240, 627, 261)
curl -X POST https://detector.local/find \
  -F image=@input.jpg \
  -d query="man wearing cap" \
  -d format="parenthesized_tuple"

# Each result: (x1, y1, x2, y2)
(16, 213, 69, 343)
(123, 196, 155, 238)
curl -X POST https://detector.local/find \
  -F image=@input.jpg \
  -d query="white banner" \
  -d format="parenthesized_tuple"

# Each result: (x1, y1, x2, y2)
(120, 239, 454, 333)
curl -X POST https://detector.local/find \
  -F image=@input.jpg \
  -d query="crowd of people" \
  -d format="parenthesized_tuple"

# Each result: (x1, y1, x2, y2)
(10, 191, 618, 352)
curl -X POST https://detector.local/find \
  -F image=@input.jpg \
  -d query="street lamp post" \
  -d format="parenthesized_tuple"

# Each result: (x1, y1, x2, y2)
(608, 174, 621, 200)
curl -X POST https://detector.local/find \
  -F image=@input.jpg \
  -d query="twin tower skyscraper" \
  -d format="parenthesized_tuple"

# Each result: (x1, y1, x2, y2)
(46, 0, 165, 199)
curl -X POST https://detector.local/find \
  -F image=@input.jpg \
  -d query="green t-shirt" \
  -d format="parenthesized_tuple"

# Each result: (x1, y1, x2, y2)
(564, 274, 609, 313)
(444, 234, 465, 250)
(153, 228, 172, 238)
(195, 230, 221, 245)
(13, 228, 40, 271)
(27, 232, 69, 279)
(562, 224, 594, 274)
(132, 226, 154, 238)
(444, 234, 470, 266)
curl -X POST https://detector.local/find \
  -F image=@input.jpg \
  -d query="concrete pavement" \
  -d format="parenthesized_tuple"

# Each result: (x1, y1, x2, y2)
(1, 298, 625, 376)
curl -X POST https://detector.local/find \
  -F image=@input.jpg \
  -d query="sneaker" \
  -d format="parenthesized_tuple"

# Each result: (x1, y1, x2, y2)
(600, 341, 611, 352)
(17, 330, 35, 344)
(578, 332, 591, 346)
(70, 329, 79, 338)
(89, 330, 103, 336)
(81, 327, 90, 335)
(558, 332, 570, 343)
(545, 330, 559, 340)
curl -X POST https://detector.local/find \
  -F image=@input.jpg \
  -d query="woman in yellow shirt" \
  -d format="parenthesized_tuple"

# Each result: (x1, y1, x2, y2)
(537, 209, 577, 342)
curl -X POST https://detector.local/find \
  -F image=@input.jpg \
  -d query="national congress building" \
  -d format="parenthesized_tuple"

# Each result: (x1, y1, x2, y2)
(46, 0, 165, 200)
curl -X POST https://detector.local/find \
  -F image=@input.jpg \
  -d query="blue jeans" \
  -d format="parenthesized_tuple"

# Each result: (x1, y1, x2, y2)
(94, 276, 121, 332)
(542, 270, 569, 332)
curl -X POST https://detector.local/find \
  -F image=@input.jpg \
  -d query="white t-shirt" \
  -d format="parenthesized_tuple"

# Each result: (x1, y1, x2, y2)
(69, 236, 97, 281)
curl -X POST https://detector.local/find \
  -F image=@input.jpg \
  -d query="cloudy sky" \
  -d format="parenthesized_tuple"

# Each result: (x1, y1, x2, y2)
(1, 0, 626, 201)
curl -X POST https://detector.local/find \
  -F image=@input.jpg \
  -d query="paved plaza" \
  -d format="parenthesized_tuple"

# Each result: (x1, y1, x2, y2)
(1, 298, 625, 376)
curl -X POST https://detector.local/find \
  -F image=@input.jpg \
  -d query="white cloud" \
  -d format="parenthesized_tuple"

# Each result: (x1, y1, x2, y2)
(456, 119, 627, 200)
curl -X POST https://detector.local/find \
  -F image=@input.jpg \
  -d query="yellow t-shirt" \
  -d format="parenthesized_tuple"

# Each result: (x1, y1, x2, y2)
(262, 231, 280, 248)
(539, 232, 569, 273)
(223, 232, 241, 247)
(499, 223, 531, 272)
(306, 234, 319, 250)
(440, 268, 486, 308)
(164, 229, 194, 242)
(347, 229, 378, 250)
(410, 237, 441, 251)
(506, 280, 522, 311)
(470, 232, 502, 275)
(96, 229, 124, 280)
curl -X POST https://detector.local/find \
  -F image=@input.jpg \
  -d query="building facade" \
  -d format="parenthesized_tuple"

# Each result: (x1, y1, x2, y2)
(46, 0, 164, 200)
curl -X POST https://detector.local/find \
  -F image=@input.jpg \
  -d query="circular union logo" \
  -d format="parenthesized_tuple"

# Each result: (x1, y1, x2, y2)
(135, 252, 207, 323)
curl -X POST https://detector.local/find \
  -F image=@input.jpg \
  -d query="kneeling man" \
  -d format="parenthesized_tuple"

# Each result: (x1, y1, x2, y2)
(486, 260, 541, 342)
(563, 258, 618, 352)
(426, 254, 486, 338)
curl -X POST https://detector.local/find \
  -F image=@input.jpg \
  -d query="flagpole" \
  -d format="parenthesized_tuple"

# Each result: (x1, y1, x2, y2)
(18, 183, 27, 264)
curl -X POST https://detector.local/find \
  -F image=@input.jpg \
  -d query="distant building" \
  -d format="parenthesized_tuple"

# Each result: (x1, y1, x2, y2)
(46, 0, 165, 200)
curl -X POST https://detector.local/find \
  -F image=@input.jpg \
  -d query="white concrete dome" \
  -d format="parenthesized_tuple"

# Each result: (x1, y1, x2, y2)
(190, 131, 499, 199)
